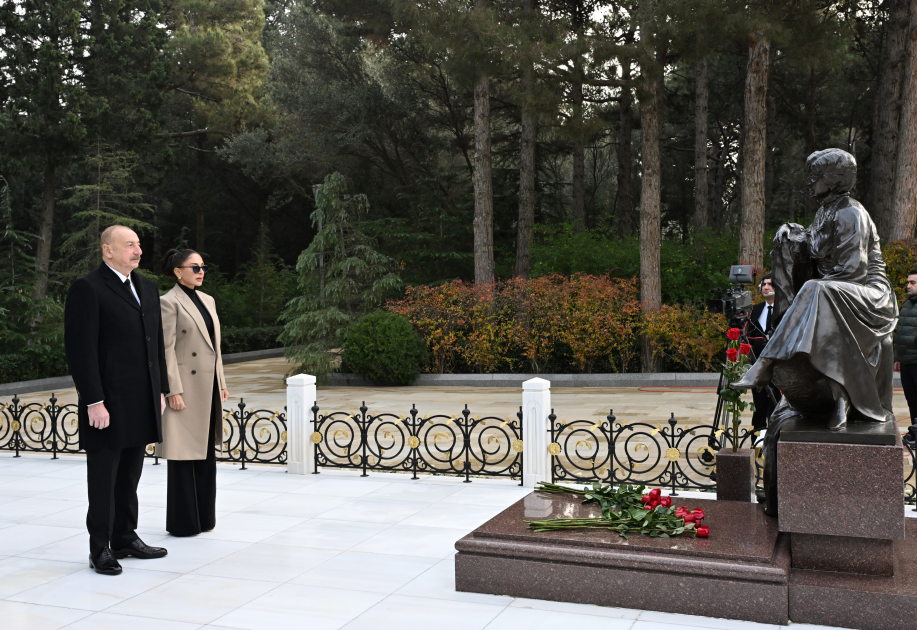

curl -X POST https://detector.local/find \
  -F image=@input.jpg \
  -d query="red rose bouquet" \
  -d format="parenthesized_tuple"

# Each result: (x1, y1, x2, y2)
(718, 327, 753, 452)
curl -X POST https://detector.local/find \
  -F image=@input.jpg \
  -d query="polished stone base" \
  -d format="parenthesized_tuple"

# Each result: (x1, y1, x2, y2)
(778, 429, 905, 540)
(455, 493, 790, 625)
(788, 520, 917, 630)
(791, 532, 894, 576)
(715, 449, 754, 502)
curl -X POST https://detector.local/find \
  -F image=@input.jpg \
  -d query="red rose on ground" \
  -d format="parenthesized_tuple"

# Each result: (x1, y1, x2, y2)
(696, 526, 710, 538)
(675, 506, 689, 516)
(649, 488, 661, 499)
(643, 504, 653, 510)
(683, 514, 696, 523)
(692, 508, 705, 520)
(738, 343, 752, 355)
(726, 328, 741, 341)
(659, 497, 672, 508)
(726, 348, 739, 362)
(641, 495, 651, 503)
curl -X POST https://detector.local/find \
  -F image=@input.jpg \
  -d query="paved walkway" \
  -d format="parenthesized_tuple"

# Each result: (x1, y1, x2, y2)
(0, 453, 864, 630)
(13, 357, 916, 432)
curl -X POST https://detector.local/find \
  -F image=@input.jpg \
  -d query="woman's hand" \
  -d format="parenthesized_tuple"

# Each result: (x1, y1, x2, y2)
(221, 389, 229, 403)
(168, 394, 186, 411)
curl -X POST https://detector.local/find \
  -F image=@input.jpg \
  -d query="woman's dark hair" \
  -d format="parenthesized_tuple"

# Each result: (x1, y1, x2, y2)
(161, 249, 200, 279)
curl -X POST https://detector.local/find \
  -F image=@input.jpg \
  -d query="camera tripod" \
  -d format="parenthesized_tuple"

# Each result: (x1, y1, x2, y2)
(706, 318, 780, 464)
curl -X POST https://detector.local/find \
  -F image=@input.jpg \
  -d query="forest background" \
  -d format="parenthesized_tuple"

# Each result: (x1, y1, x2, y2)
(3, 0, 917, 381)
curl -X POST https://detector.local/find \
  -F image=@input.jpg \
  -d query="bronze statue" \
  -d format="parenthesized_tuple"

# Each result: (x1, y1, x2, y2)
(732, 148, 898, 515)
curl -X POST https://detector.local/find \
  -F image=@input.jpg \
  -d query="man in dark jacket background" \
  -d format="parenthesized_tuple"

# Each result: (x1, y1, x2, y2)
(747, 273, 777, 435)
(64, 225, 169, 575)
(894, 269, 917, 427)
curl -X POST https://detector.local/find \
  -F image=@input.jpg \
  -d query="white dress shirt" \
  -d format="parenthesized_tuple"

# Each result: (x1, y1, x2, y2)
(88, 264, 141, 407)
(105, 263, 140, 305)
(758, 301, 773, 334)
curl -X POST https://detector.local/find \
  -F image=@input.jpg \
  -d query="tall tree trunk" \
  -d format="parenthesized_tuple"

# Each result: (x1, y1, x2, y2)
(516, 60, 536, 276)
(638, 25, 662, 372)
(153, 198, 163, 265)
(571, 75, 586, 231)
(31, 159, 57, 308)
(693, 57, 709, 242)
(616, 61, 634, 240)
(803, 67, 818, 221)
(473, 71, 495, 284)
(738, 32, 771, 273)
(195, 146, 207, 252)
(871, 0, 909, 242)
(891, 0, 917, 241)
(764, 93, 777, 227)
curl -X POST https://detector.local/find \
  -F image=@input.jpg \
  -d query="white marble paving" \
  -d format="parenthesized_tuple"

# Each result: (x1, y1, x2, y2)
(0, 453, 862, 630)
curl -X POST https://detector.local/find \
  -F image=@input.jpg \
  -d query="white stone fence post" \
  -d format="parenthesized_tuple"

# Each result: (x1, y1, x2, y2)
(286, 373, 550, 483)
(522, 377, 551, 488)
(286, 374, 316, 475)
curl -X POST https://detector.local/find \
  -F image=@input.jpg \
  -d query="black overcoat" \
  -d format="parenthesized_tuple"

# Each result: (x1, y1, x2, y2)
(747, 302, 770, 360)
(64, 264, 169, 451)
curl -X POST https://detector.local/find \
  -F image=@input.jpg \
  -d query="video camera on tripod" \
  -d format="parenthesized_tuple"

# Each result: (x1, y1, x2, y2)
(705, 265, 760, 466)
(707, 265, 756, 328)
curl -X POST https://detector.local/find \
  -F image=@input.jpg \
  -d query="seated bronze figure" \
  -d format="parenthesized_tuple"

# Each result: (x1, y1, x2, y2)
(732, 148, 898, 515)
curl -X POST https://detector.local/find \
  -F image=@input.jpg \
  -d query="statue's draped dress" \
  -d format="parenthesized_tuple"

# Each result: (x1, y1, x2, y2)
(761, 194, 898, 421)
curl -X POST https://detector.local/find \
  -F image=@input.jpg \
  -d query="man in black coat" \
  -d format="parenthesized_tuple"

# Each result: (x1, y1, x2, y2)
(746, 273, 777, 435)
(65, 225, 169, 575)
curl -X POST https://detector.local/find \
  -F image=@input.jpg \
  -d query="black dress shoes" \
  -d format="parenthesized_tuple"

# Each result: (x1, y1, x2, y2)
(111, 539, 168, 560)
(89, 548, 123, 576)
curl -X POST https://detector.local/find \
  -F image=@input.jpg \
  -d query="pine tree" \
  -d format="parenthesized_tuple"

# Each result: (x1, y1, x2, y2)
(280, 173, 401, 380)
(891, 0, 917, 240)
(0, 0, 96, 310)
(59, 144, 154, 278)
(869, 0, 909, 242)
(163, 0, 270, 250)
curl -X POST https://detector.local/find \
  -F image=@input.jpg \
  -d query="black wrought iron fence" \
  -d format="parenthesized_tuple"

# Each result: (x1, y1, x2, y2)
(310, 402, 523, 483)
(0, 395, 286, 468)
(4, 394, 913, 504)
(549, 408, 916, 505)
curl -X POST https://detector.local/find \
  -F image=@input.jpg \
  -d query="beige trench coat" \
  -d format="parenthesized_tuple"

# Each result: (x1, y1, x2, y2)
(159, 285, 226, 460)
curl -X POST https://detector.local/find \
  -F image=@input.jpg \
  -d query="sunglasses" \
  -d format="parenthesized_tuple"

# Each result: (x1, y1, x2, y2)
(179, 265, 209, 274)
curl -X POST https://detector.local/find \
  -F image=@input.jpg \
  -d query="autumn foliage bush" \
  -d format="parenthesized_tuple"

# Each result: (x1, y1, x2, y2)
(388, 274, 726, 374)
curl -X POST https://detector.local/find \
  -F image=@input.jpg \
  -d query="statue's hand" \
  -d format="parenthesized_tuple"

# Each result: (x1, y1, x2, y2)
(774, 223, 792, 242)
(774, 222, 807, 245)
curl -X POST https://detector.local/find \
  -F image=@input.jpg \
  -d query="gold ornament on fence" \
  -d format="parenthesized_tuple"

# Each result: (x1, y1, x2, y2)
(512, 439, 523, 453)
(665, 447, 681, 462)
(547, 442, 561, 456)
(311, 432, 323, 444)
(11, 421, 20, 431)
(281, 431, 287, 443)
(407, 436, 420, 449)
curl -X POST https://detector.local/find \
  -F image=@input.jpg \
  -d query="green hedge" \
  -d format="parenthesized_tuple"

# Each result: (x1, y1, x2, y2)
(220, 326, 284, 355)
(343, 312, 427, 385)
(0, 346, 69, 384)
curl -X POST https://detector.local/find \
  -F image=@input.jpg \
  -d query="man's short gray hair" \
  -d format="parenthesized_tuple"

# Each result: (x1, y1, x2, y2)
(100, 225, 130, 247)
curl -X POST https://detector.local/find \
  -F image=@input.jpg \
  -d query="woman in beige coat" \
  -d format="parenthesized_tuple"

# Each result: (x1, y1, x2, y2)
(159, 249, 228, 536)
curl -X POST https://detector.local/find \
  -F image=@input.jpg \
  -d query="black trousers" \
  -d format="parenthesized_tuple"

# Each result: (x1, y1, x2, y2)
(166, 384, 218, 536)
(901, 363, 917, 423)
(86, 443, 146, 556)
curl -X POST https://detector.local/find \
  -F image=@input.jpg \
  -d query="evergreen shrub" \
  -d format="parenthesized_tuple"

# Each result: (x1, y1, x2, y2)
(343, 312, 427, 385)
(0, 346, 69, 384)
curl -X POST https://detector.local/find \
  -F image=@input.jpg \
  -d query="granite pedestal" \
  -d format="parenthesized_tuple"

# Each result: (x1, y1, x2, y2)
(455, 492, 790, 624)
(777, 419, 909, 629)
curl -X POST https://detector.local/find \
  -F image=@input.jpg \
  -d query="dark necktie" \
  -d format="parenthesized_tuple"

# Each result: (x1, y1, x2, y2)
(765, 305, 772, 334)
(124, 277, 140, 306)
